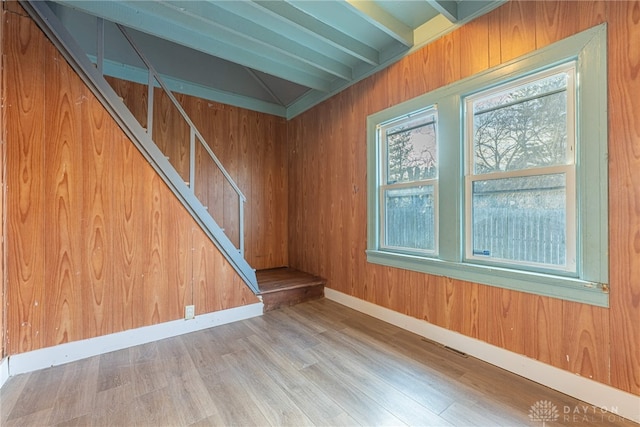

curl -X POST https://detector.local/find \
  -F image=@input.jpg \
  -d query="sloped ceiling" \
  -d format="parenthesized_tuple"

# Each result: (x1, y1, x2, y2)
(48, 0, 504, 119)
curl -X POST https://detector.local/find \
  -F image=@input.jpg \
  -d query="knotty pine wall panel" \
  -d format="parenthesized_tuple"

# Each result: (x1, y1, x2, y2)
(288, 0, 640, 395)
(608, 0, 640, 394)
(5, 6, 46, 354)
(3, 8, 259, 355)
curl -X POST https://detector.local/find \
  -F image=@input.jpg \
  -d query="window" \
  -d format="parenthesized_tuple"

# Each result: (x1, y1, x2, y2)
(366, 24, 608, 306)
(465, 64, 576, 273)
(378, 108, 438, 255)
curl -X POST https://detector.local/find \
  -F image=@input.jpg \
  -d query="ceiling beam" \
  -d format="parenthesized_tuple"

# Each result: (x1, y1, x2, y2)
(252, 0, 380, 66)
(344, 0, 413, 47)
(162, 1, 354, 81)
(427, 0, 458, 23)
(53, 0, 335, 91)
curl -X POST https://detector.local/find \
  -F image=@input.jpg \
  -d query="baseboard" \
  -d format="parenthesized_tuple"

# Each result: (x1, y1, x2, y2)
(6, 302, 263, 377)
(325, 288, 640, 424)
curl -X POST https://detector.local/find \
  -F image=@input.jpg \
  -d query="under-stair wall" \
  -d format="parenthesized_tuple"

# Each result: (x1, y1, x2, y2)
(2, 3, 287, 355)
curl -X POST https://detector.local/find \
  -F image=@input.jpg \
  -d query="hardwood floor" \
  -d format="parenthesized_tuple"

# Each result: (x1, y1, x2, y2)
(1, 299, 636, 426)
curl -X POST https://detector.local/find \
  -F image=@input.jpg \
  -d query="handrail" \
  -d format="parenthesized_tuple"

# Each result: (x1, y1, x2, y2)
(113, 24, 246, 254)
(115, 25, 247, 203)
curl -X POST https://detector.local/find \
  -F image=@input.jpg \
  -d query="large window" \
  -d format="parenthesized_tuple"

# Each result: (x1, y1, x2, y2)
(366, 25, 608, 306)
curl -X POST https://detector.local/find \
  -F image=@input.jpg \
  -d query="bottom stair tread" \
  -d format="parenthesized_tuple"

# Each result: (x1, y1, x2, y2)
(256, 267, 326, 312)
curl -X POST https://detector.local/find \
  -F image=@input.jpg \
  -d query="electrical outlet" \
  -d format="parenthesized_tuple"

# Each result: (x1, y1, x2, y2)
(185, 305, 195, 320)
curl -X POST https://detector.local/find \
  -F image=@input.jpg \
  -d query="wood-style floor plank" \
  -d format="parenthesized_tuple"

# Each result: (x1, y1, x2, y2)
(1, 299, 637, 426)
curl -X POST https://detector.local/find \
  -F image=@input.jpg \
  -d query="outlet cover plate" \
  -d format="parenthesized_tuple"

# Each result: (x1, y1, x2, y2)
(185, 305, 195, 320)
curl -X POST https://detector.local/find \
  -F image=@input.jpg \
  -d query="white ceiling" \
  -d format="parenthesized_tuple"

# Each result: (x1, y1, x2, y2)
(48, 0, 504, 118)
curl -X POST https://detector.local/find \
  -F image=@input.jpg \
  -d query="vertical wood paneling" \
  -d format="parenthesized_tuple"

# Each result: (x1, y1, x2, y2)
(192, 226, 258, 314)
(0, 5, 5, 359)
(153, 90, 190, 182)
(162, 193, 192, 320)
(342, 87, 363, 300)
(111, 133, 147, 332)
(142, 174, 169, 326)
(487, 6, 502, 68)
(523, 296, 564, 368)
(105, 78, 289, 269)
(104, 76, 147, 130)
(223, 106, 240, 248)
(608, 0, 640, 395)
(563, 302, 610, 383)
(287, 0, 640, 397)
(3, 10, 263, 355)
(578, 1, 608, 31)
(44, 45, 85, 346)
(6, 11, 46, 354)
(485, 288, 526, 355)
(287, 116, 302, 270)
(320, 101, 333, 284)
(249, 111, 264, 268)
(498, 1, 537, 63)
(274, 117, 289, 267)
(238, 108, 252, 263)
(459, 14, 490, 79)
(81, 85, 113, 339)
(460, 281, 481, 339)
(535, 0, 579, 48)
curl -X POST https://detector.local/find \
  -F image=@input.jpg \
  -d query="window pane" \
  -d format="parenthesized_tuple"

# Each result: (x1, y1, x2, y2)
(385, 186, 436, 251)
(472, 71, 569, 174)
(386, 114, 437, 184)
(471, 174, 567, 266)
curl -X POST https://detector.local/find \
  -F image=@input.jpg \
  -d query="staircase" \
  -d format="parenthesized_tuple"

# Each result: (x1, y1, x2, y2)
(22, 0, 259, 292)
(23, 1, 327, 311)
(257, 268, 326, 312)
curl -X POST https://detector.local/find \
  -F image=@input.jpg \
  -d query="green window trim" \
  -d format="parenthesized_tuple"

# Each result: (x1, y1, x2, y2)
(366, 24, 608, 307)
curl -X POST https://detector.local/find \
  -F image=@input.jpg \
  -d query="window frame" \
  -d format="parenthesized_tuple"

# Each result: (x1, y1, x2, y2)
(463, 63, 578, 274)
(366, 24, 608, 307)
(378, 107, 439, 256)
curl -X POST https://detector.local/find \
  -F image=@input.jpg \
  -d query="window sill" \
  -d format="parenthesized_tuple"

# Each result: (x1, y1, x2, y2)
(366, 249, 608, 307)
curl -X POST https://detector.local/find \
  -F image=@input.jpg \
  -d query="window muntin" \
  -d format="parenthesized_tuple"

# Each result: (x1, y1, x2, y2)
(465, 64, 577, 272)
(379, 108, 438, 254)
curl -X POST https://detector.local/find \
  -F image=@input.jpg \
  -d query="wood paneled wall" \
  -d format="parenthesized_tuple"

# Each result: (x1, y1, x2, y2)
(104, 78, 289, 269)
(1, 7, 283, 355)
(0, 2, 5, 359)
(288, 0, 640, 396)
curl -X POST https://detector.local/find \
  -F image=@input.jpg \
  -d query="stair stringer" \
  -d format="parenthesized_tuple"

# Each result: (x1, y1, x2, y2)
(22, 0, 259, 294)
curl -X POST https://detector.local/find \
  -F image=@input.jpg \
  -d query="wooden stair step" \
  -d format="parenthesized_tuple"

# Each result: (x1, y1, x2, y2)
(256, 267, 325, 312)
